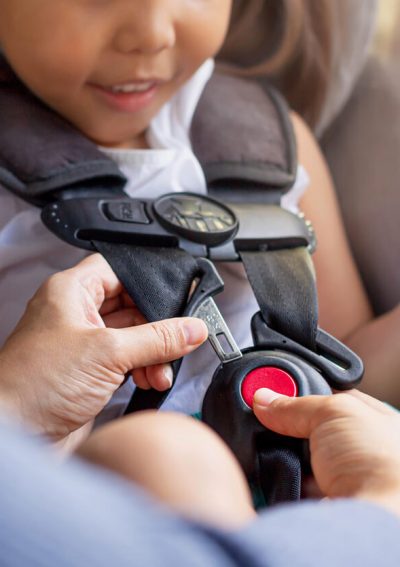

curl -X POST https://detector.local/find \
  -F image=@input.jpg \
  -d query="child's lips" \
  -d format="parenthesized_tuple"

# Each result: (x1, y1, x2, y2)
(90, 81, 159, 113)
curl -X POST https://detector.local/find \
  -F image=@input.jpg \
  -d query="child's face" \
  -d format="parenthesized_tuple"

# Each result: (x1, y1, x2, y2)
(0, 0, 232, 148)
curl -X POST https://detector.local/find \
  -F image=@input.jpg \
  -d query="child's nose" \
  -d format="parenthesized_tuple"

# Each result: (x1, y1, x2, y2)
(113, 1, 176, 55)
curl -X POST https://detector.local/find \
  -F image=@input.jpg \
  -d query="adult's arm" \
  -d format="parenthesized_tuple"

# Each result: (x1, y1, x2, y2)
(1, 420, 399, 567)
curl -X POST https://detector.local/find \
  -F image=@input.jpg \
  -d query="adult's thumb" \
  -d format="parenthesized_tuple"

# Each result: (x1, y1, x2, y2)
(106, 316, 208, 372)
(253, 388, 329, 440)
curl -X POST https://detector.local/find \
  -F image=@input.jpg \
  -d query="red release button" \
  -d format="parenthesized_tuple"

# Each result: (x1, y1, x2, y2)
(241, 366, 298, 408)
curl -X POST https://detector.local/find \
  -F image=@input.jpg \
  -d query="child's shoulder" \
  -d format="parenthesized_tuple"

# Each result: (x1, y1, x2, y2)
(290, 112, 323, 173)
(289, 111, 332, 206)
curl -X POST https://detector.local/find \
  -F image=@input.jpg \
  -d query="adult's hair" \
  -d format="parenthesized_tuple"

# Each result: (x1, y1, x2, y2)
(219, 0, 333, 128)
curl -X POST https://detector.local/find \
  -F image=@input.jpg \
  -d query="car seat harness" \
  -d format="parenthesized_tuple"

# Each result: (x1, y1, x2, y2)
(42, 192, 363, 504)
(0, 57, 363, 505)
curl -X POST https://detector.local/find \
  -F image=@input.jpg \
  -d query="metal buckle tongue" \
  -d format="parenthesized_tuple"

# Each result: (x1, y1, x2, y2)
(193, 296, 242, 363)
(184, 258, 242, 364)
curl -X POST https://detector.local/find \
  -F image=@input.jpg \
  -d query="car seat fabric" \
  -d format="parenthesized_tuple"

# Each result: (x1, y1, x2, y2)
(321, 56, 400, 314)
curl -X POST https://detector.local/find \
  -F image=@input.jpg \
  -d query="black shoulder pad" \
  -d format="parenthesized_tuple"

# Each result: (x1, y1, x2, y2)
(191, 73, 297, 199)
(0, 57, 125, 206)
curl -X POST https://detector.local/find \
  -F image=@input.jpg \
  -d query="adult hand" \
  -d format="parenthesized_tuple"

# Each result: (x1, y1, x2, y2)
(253, 389, 400, 517)
(0, 254, 208, 441)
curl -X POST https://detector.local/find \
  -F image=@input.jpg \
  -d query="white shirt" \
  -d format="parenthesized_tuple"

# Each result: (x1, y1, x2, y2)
(0, 59, 309, 418)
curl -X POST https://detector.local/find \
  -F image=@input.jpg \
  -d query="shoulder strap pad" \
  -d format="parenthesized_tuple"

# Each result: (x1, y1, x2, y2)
(0, 58, 126, 206)
(191, 73, 297, 201)
(0, 58, 296, 207)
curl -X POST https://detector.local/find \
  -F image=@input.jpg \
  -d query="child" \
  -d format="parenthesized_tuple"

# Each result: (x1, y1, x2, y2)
(0, 0, 399, 446)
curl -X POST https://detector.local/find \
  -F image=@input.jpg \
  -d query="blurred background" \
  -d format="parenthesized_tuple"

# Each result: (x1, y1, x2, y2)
(375, 0, 400, 56)
(320, 0, 400, 317)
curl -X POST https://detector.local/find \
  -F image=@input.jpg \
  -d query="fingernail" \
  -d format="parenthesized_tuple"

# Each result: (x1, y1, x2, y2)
(162, 364, 173, 388)
(183, 318, 208, 345)
(253, 388, 282, 407)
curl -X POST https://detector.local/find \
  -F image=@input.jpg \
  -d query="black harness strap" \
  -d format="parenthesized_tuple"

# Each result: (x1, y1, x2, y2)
(240, 247, 318, 351)
(258, 443, 302, 505)
(93, 242, 198, 322)
(239, 246, 317, 505)
(93, 241, 200, 413)
(198, 76, 314, 505)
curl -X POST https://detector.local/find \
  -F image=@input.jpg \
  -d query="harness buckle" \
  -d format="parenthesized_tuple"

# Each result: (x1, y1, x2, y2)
(251, 312, 364, 390)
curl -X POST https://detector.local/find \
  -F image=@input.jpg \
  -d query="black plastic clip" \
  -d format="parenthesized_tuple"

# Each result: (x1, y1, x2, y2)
(251, 312, 364, 390)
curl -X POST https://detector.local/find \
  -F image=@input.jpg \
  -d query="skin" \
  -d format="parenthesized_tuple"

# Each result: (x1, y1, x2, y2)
(1, 256, 400, 525)
(0, 0, 232, 149)
(1, 0, 399, 406)
(0, 254, 208, 441)
(253, 388, 400, 519)
(0, 1, 398, 524)
(0, 0, 231, 390)
(0, 0, 397, 545)
(78, 412, 256, 528)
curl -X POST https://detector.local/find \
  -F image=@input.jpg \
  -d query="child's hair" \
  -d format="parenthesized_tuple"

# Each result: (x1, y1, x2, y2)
(218, 0, 333, 128)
